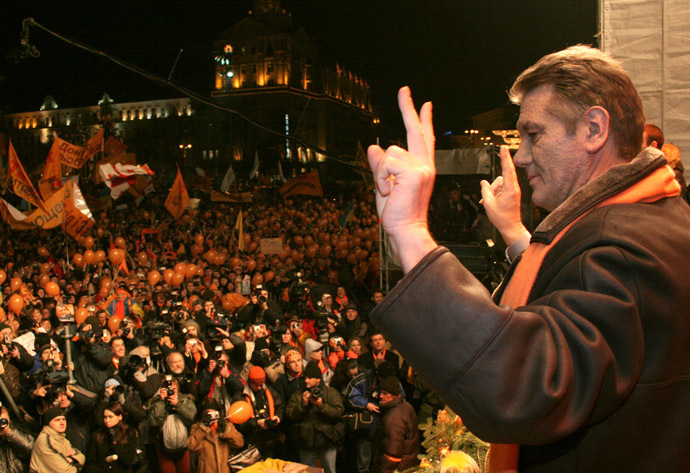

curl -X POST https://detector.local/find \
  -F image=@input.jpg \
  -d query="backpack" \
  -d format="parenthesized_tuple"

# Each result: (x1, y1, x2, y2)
(161, 414, 188, 451)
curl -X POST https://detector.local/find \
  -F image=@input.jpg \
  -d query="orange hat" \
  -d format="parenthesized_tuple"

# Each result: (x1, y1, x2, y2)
(248, 366, 266, 385)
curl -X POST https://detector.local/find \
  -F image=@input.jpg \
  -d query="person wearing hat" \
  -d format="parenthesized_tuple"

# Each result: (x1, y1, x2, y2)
(237, 366, 284, 459)
(304, 338, 333, 386)
(30, 407, 85, 473)
(285, 360, 345, 473)
(187, 401, 244, 473)
(336, 303, 368, 343)
(373, 377, 419, 473)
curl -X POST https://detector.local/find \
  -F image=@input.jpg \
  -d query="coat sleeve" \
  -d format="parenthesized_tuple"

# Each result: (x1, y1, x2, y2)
(371, 245, 647, 445)
(186, 423, 206, 452)
(220, 421, 245, 449)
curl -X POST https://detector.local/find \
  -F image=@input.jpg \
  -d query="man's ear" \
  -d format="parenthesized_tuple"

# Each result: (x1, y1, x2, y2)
(583, 106, 610, 154)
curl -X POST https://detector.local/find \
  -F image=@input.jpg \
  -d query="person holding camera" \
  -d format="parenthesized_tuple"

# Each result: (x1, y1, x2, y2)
(0, 404, 34, 473)
(73, 316, 116, 394)
(164, 351, 196, 398)
(147, 376, 196, 473)
(237, 285, 283, 329)
(84, 401, 145, 473)
(121, 346, 163, 402)
(186, 404, 244, 473)
(237, 366, 284, 459)
(196, 350, 243, 416)
(285, 361, 344, 473)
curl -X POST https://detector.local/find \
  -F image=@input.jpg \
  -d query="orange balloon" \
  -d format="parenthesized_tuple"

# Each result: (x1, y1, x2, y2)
(8, 294, 24, 315)
(137, 252, 148, 266)
(0, 307, 5, 323)
(74, 308, 89, 325)
(264, 270, 275, 282)
(320, 244, 332, 258)
(84, 236, 95, 249)
(251, 273, 264, 287)
(101, 277, 112, 289)
(194, 233, 204, 245)
(37, 247, 49, 257)
(191, 245, 203, 257)
(304, 235, 314, 246)
(39, 274, 50, 287)
(99, 287, 110, 299)
(10, 278, 22, 293)
(229, 257, 242, 270)
(222, 298, 235, 312)
(108, 248, 124, 265)
(205, 250, 217, 264)
(0, 270, 5, 286)
(108, 316, 123, 333)
(247, 241, 258, 253)
(45, 282, 60, 297)
(163, 269, 175, 285)
(185, 264, 197, 279)
(84, 250, 95, 265)
(196, 267, 204, 277)
(95, 250, 106, 263)
(174, 263, 187, 275)
(73, 253, 84, 267)
(171, 272, 185, 287)
(293, 235, 304, 246)
(148, 270, 161, 286)
(227, 401, 253, 424)
(115, 237, 126, 249)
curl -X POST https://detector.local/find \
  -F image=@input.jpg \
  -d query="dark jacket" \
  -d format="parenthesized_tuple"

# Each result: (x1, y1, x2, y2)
(84, 427, 142, 473)
(0, 424, 34, 473)
(373, 396, 419, 473)
(73, 340, 115, 394)
(285, 380, 345, 449)
(371, 150, 690, 472)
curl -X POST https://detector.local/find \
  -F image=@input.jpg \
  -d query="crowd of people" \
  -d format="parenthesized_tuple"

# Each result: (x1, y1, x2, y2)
(0, 189, 438, 473)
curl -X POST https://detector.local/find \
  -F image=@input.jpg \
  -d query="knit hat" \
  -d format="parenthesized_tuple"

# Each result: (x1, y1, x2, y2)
(343, 303, 358, 312)
(248, 366, 266, 385)
(284, 349, 302, 364)
(184, 319, 200, 331)
(0, 323, 10, 333)
(303, 360, 322, 379)
(379, 376, 401, 396)
(43, 407, 66, 425)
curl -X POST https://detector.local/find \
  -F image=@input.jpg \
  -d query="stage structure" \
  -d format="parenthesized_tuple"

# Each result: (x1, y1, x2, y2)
(600, 0, 690, 179)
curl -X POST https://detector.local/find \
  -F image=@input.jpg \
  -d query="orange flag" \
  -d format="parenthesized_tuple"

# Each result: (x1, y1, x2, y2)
(51, 129, 103, 169)
(7, 140, 46, 211)
(164, 166, 190, 220)
(39, 143, 63, 201)
(279, 171, 324, 199)
(104, 135, 127, 156)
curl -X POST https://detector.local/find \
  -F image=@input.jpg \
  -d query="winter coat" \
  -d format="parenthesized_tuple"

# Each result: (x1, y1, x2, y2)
(0, 425, 34, 473)
(30, 425, 85, 473)
(373, 396, 419, 473)
(187, 422, 244, 473)
(147, 392, 196, 451)
(83, 427, 142, 473)
(285, 380, 344, 449)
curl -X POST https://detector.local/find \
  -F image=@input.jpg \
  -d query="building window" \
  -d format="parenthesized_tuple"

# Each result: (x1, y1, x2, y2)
(252, 64, 257, 73)
(267, 62, 273, 73)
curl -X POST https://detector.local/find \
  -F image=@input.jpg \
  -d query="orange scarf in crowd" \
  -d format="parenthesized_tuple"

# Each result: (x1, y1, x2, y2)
(488, 165, 680, 473)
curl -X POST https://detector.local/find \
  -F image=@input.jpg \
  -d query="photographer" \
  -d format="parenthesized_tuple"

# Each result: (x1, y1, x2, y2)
(196, 351, 243, 415)
(120, 346, 163, 402)
(187, 404, 244, 473)
(72, 316, 115, 394)
(237, 285, 283, 328)
(0, 323, 34, 373)
(238, 366, 284, 459)
(181, 336, 208, 374)
(95, 378, 146, 430)
(147, 376, 196, 473)
(285, 361, 344, 473)
(0, 404, 34, 473)
(164, 351, 196, 398)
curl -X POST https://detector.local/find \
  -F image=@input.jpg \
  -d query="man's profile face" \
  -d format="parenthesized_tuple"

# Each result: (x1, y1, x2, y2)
(513, 84, 590, 212)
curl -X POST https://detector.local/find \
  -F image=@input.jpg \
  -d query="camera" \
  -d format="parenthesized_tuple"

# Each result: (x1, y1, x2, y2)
(253, 286, 267, 304)
(307, 387, 322, 400)
(3, 334, 15, 352)
(202, 409, 220, 426)
(0, 418, 8, 429)
(42, 370, 70, 402)
(147, 321, 172, 340)
(82, 330, 95, 342)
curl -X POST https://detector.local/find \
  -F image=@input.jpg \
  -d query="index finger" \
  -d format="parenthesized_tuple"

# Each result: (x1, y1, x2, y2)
(398, 87, 433, 164)
(499, 146, 519, 189)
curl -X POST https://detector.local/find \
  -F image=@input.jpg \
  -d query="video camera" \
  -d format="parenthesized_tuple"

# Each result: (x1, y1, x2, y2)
(146, 321, 172, 340)
(42, 370, 70, 402)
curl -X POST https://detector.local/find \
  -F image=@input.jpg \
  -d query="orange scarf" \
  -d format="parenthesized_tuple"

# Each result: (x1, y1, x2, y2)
(488, 165, 680, 473)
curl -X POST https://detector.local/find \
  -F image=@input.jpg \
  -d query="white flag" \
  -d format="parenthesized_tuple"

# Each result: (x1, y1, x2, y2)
(249, 151, 259, 179)
(221, 163, 236, 192)
(98, 163, 154, 200)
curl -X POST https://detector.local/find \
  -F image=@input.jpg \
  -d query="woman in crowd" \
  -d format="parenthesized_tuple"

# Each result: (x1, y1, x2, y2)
(84, 402, 144, 473)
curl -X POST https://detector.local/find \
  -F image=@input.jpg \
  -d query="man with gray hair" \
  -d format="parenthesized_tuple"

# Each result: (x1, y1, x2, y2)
(367, 45, 690, 472)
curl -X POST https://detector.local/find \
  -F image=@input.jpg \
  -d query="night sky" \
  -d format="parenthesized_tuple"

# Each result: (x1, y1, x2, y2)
(1, 0, 598, 135)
